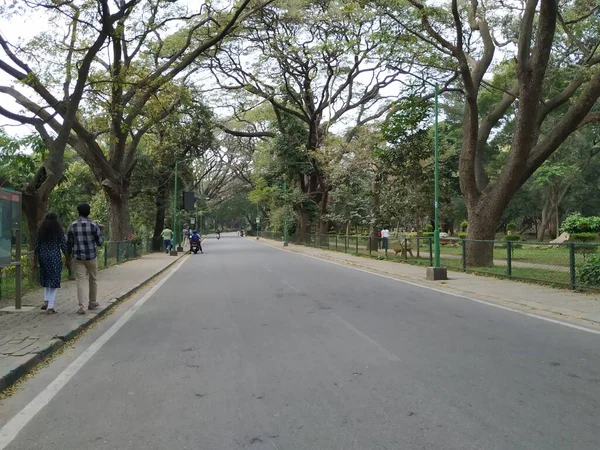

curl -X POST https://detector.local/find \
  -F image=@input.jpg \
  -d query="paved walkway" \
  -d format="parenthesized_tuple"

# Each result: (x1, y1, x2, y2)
(0, 251, 186, 391)
(257, 238, 600, 331)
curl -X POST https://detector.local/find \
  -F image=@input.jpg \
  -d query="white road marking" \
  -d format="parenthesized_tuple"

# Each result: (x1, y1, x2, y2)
(282, 279, 299, 293)
(257, 241, 600, 336)
(0, 257, 188, 449)
(332, 313, 401, 362)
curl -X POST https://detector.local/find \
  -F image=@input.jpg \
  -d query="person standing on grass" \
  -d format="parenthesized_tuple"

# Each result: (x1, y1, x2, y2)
(381, 226, 390, 250)
(35, 213, 69, 314)
(161, 226, 174, 253)
(67, 203, 104, 315)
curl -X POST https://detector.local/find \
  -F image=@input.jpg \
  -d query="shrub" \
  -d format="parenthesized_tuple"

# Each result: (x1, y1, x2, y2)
(460, 220, 468, 231)
(504, 234, 522, 242)
(578, 254, 600, 287)
(570, 232, 598, 242)
(506, 222, 517, 232)
(570, 232, 598, 255)
(421, 232, 434, 237)
(561, 213, 600, 234)
(424, 224, 434, 232)
(458, 232, 467, 239)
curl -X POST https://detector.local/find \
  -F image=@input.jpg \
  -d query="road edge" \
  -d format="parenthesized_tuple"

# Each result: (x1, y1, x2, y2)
(252, 238, 600, 334)
(0, 253, 187, 393)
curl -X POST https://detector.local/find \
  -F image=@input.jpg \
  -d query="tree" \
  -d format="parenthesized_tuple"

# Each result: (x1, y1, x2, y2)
(2, 0, 269, 240)
(208, 0, 411, 234)
(0, 0, 134, 244)
(383, 0, 600, 265)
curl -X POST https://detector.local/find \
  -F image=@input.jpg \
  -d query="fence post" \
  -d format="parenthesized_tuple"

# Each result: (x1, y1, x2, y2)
(335, 235, 338, 251)
(461, 239, 466, 272)
(428, 237, 433, 266)
(104, 243, 108, 268)
(507, 240, 512, 278)
(116, 241, 121, 264)
(569, 243, 576, 290)
(369, 237, 372, 256)
(404, 238, 408, 261)
(345, 236, 348, 253)
(356, 236, 359, 254)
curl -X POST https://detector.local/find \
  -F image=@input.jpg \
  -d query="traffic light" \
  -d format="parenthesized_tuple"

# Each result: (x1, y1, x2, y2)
(182, 191, 196, 212)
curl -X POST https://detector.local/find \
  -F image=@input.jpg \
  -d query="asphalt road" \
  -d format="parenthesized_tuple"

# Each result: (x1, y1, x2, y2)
(3, 234, 600, 449)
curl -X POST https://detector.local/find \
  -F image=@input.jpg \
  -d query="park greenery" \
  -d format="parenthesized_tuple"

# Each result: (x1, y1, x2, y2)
(1, 0, 599, 272)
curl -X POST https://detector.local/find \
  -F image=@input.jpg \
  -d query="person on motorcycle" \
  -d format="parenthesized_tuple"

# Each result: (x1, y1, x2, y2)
(216, 228, 221, 240)
(190, 230, 203, 254)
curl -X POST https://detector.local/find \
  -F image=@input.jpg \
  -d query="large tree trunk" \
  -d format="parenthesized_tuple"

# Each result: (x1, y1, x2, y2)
(21, 193, 48, 253)
(465, 201, 502, 267)
(152, 182, 168, 251)
(103, 183, 132, 241)
(537, 201, 551, 241)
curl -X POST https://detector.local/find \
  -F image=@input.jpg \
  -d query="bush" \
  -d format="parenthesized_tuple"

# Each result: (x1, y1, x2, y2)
(570, 232, 598, 242)
(424, 224, 434, 232)
(578, 254, 600, 287)
(458, 232, 467, 239)
(460, 220, 468, 231)
(561, 213, 600, 234)
(506, 222, 517, 232)
(421, 232, 434, 237)
(504, 234, 522, 241)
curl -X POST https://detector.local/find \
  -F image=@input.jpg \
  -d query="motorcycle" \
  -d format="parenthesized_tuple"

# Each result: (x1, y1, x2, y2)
(190, 240, 202, 254)
(239, 230, 244, 237)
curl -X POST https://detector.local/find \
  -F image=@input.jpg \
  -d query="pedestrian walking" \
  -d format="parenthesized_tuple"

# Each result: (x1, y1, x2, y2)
(161, 226, 174, 253)
(381, 226, 390, 250)
(183, 226, 190, 246)
(67, 203, 104, 315)
(34, 213, 69, 314)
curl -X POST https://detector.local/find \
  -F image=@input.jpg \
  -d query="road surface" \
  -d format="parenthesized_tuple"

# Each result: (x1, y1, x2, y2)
(1, 234, 599, 449)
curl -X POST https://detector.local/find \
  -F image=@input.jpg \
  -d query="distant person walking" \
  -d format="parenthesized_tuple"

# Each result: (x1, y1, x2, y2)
(161, 226, 174, 253)
(381, 227, 390, 250)
(183, 226, 190, 246)
(35, 213, 69, 314)
(67, 203, 104, 315)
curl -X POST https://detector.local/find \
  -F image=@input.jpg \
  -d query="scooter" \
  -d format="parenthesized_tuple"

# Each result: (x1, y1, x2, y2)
(190, 241, 202, 254)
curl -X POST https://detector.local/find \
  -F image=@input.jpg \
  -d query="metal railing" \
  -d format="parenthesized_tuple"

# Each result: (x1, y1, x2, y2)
(0, 238, 153, 301)
(259, 232, 600, 291)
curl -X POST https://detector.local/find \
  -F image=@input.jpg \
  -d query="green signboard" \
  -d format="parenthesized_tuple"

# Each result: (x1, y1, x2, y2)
(0, 189, 20, 266)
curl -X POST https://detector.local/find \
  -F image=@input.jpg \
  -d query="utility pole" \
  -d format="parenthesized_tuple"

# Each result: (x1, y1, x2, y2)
(427, 85, 447, 280)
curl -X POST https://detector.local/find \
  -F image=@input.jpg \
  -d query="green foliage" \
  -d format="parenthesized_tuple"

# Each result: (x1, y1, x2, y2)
(506, 222, 517, 232)
(460, 220, 468, 231)
(569, 232, 598, 242)
(424, 224, 434, 232)
(422, 232, 434, 237)
(504, 234, 522, 242)
(578, 254, 600, 287)
(458, 232, 467, 239)
(561, 213, 600, 234)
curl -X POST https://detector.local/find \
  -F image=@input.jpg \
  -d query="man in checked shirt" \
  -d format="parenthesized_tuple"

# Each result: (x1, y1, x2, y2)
(67, 203, 104, 315)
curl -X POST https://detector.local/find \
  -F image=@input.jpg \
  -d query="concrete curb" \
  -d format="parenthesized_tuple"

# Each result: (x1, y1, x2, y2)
(0, 252, 187, 393)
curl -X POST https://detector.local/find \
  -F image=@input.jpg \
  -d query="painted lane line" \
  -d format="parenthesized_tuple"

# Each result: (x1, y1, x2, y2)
(332, 313, 401, 362)
(0, 257, 188, 449)
(256, 241, 600, 336)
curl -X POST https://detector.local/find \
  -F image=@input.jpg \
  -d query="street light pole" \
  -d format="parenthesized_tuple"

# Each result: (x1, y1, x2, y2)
(434, 84, 440, 268)
(427, 84, 447, 281)
(256, 203, 260, 240)
(172, 160, 179, 253)
(283, 181, 289, 246)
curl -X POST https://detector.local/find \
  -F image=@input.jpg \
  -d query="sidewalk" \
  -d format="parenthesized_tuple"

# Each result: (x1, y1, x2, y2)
(0, 251, 186, 392)
(256, 238, 600, 331)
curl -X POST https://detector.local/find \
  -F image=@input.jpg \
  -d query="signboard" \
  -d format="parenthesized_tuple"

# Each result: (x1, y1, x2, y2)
(256, 217, 260, 224)
(0, 189, 20, 266)
(190, 218, 196, 225)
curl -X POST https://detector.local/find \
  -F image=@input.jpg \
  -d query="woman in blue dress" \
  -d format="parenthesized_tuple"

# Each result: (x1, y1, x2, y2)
(34, 213, 69, 314)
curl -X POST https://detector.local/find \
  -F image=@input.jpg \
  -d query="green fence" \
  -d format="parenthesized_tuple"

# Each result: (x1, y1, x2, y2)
(0, 239, 153, 301)
(259, 232, 600, 291)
